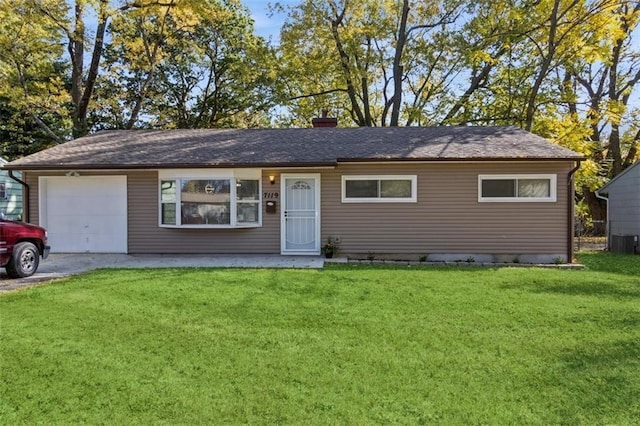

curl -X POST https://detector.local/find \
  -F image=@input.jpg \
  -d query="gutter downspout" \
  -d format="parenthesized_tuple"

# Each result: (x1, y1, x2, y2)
(567, 161, 581, 263)
(594, 189, 609, 251)
(8, 170, 28, 222)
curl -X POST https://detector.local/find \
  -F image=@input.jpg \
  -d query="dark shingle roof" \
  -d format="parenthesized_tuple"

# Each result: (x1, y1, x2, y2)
(5, 126, 583, 170)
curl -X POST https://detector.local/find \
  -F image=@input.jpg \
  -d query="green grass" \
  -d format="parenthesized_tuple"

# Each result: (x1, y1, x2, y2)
(1, 253, 638, 424)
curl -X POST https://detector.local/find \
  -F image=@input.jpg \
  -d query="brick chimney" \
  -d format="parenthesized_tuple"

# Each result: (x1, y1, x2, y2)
(312, 109, 337, 128)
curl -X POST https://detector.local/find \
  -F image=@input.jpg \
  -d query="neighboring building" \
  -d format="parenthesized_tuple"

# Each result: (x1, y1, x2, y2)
(0, 157, 23, 221)
(596, 160, 640, 254)
(4, 126, 584, 263)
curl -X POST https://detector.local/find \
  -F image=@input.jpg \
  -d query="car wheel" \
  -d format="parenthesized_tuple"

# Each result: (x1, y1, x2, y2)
(6, 242, 40, 278)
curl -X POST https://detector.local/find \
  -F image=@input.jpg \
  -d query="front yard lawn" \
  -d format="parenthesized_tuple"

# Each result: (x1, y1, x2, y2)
(1, 253, 638, 424)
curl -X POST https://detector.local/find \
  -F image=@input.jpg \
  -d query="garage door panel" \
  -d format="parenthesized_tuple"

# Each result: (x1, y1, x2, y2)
(84, 215, 126, 235)
(95, 203, 128, 215)
(57, 200, 124, 216)
(46, 217, 75, 235)
(47, 196, 75, 212)
(41, 176, 127, 253)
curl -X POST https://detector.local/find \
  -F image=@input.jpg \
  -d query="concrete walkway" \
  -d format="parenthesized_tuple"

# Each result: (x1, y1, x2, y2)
(0, 253, 333, 291)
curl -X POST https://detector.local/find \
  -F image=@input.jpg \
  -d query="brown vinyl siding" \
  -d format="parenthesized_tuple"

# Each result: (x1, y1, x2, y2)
(25, 172, 38, 224)
(25, 170, 282, 254)
(24, 161, 574, 257)
(127, 170, 281, 254)
(320, 162, 572, 257)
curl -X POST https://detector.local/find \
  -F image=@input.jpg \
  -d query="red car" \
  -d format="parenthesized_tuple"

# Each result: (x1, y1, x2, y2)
(0, 219, 51, 278)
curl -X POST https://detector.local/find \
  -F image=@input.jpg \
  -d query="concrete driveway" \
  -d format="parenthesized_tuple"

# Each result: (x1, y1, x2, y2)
(0, 253, 331, 291)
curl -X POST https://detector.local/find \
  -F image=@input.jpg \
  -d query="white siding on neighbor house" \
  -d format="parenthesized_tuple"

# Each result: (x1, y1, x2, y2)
(0, 169, 23, 221)
(605, 162, 640, 238)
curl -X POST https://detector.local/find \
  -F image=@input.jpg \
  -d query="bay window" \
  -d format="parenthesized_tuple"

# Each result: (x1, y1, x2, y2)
(159, 170, 261, 227)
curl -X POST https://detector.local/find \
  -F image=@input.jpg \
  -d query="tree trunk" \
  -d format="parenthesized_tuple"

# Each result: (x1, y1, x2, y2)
(582, 187, 606, 222)
(361, 77, 372, 126)
(125, 8, 173, 129)
(329, 5, 366, 126)
(564, 71, 577, 115)
(390, 0, 409, 127)
(606, 16, 625, 176)
(441, 60, 496, 124)
(70, 2, 85, 137)
(623, 129, 639, 168)
(525, 0, 560, 131)
(608, 126, 623, 176)
(75, 0, 109, 137)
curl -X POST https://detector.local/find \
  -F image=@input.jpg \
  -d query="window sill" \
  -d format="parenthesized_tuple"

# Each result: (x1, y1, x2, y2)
(159, 224, 262, 229)
(478, 198, 556, 203)
(341, 198, 417, 203)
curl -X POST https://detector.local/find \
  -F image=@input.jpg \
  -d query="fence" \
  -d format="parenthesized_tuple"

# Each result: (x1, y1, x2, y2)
(574, 219, 606, 252)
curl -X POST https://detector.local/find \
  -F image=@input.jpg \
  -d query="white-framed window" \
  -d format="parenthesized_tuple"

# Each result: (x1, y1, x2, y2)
(478, 174, 557, 202)
(342, 175, 417, 203)
(159, 169, 261, 228)
(0, 182, 6, 200)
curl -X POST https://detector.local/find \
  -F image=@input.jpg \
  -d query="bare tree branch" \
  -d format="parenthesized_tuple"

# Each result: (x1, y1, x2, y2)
(289, 88, 348, 101)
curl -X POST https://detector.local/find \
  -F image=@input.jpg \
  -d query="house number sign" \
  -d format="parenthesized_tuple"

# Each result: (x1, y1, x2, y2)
(263, 191, 279, 199)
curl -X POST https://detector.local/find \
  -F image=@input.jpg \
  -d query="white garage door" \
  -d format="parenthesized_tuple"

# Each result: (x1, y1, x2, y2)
(40, 176, 127, 253)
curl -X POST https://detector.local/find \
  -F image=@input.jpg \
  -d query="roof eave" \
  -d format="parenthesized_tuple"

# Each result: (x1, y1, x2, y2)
(2, 161, 339, 171)
(338, 156, 586, 162)
(4, 156, 587, 171)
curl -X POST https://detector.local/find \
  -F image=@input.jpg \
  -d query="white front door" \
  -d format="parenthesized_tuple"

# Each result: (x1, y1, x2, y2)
(281, 174, 320, 254)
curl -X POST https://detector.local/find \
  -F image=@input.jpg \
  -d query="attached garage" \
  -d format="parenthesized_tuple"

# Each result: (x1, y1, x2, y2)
(39, 176, 127, 253)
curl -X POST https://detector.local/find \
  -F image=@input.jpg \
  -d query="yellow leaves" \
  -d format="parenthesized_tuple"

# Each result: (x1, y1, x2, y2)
(577, 158, 606, 191)
(167, 0, 233, 29)
(579, 44, 605, 64)
(604, 100, 627, 126)
(534, 114, 604, 191)
(469, 49, 497, 65)
(507, 7, 525, 23)
(534, 112, 594, 153)
(0, 4, 70, 144)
